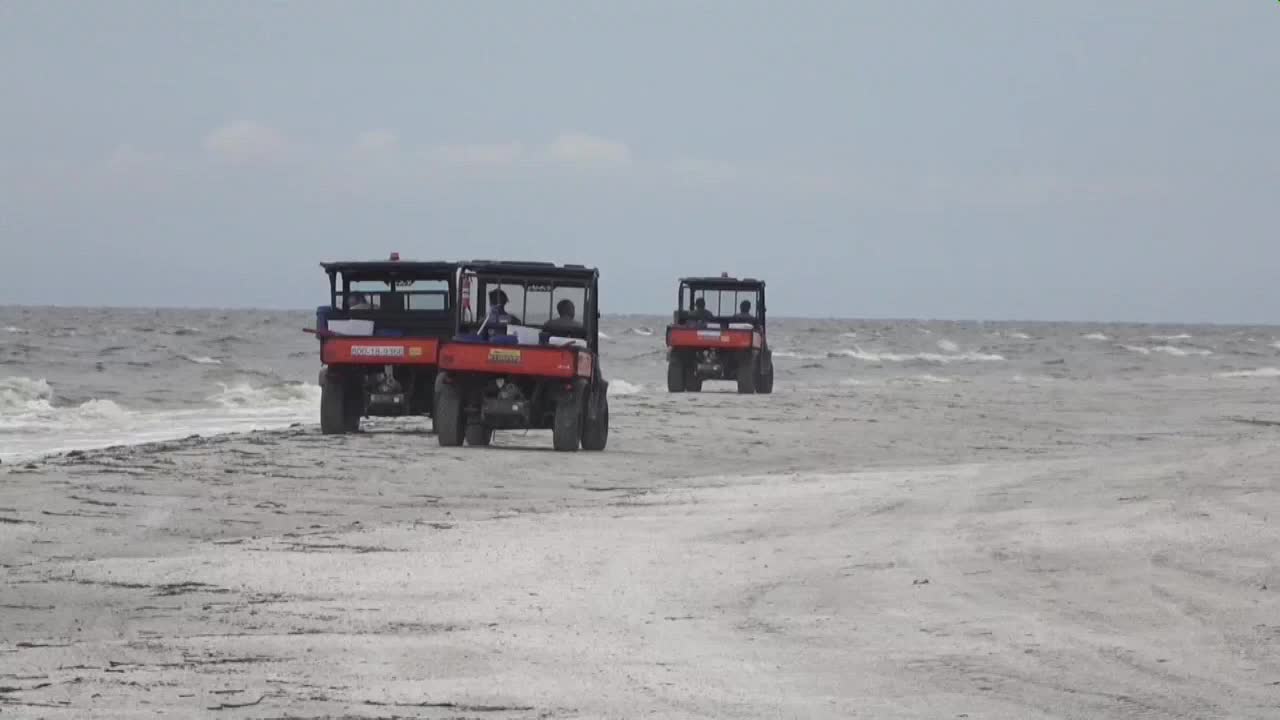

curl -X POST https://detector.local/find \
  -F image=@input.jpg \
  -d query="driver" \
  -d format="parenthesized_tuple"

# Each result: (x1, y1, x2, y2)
(689, 297, 714, 323)
(348, 293, 373, 310)
(733, 299, 754, 322)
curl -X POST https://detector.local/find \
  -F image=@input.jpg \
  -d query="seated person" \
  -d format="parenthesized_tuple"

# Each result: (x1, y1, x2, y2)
(732, 300, 756, 323)
(543, 299, 583, 336)
(481, 288, 521, 337)
(347, 292, 373, 311)
(688, 297, 714, 323)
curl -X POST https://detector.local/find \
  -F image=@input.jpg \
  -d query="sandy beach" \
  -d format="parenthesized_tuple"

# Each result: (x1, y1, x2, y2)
(3, 374, 1279, 718)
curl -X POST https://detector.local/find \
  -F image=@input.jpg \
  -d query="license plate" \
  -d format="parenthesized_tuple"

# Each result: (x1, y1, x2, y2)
(351, 345, 405, 358)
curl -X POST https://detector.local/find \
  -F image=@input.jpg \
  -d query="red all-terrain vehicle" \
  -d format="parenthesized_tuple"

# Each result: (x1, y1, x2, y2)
(433, 261, 609, 451)
(311, 256, 458, 434)
(666, 274, 774, 394)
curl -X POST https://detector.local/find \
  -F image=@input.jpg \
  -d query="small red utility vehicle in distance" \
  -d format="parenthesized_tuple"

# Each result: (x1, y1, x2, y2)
(666, 274, 774, 394)
(311, 256, 457, 434)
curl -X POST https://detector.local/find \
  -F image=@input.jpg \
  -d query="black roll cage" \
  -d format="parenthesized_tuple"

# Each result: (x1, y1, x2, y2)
(320, 261, 458, 311)
(455, 261, 602, 354)
(678, 276, 767, 326)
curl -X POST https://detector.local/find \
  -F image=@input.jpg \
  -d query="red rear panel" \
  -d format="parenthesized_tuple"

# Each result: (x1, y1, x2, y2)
(439, 342, 593, 379)
(666, 326, 760, 350)
(322, 337, 440, 366)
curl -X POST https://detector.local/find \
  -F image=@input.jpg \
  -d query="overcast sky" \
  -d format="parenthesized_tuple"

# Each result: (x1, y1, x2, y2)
(1, 1, 1276, 322)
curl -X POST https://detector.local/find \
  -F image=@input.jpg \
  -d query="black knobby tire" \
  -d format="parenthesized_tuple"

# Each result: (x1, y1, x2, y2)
(685, 363, 702, 393)
(434, 380, 465, 447)
(736, 352, 758, 394)
(553, 386, 583, 452)
(342, 377, 363, 432)
(465, 423, 493, 446)
(756, 352, 774, 394)
(581, 384, 609, 451)
(667, 356, 686, 393)
(320, 378, 346, 435)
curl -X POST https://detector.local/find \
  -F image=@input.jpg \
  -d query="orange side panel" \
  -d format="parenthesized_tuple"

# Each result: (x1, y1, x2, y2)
(322, 337, 439, 366)
(439, 342, 590, 379)
(666, 327, 759, 351)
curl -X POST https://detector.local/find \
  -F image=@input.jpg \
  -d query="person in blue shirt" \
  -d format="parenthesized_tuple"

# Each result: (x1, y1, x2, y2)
(481, 288, 522, 338)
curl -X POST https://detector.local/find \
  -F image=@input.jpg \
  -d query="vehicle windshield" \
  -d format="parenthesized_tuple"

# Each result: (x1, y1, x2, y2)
(461, 273, 589, 334)
(341, 278, 450, 311)
(683, 285, 761, 320)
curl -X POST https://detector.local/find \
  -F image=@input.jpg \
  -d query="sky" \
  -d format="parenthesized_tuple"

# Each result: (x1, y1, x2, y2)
(0, 1, 1276, 323)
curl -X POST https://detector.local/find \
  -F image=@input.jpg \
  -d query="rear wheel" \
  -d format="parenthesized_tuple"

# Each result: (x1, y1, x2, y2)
(756, 352, 774, 394)
(342, 377, 363, 432)
(465, 422, 493, 446)
(581, 384, 609, 451)
(685, 364, 702, 393)
(553, 387, 582, 452)
(667, 355, 686, 392)
(736, 352, 758, 394)
(320, 377, 346, 435)
(434, 380, 464, 447)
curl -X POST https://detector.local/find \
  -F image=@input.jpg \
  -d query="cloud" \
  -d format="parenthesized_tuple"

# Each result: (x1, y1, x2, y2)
(542, 132, 631, 168)
(665, 157, 741, 186)
(203, 121, 292, 165)
(353, 129, 400, 155)
(433, 141, 526, 168)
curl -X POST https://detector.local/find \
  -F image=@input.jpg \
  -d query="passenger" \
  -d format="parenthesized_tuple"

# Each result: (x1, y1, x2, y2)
(485, 288, 522, 326)
(543, 299, 582, 335)
(348, 293, 373, 311)
(733, 300, 753, 321)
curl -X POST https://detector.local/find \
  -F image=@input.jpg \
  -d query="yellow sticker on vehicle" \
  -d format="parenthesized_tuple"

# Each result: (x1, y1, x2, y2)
(488, 348, 522, 364)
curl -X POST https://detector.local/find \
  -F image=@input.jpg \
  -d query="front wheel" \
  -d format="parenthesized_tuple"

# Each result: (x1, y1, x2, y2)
(434, 380, 464, 447)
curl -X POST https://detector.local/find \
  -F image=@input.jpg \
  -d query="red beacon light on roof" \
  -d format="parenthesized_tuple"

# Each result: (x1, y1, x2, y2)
(389, 252, 400, 261)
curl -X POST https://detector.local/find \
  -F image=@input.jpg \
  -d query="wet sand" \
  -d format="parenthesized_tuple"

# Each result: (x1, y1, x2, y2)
(3, 377, 1280, 718)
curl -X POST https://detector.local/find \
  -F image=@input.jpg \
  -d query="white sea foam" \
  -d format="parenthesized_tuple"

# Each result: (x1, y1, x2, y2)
(936, 339, 961, 353)
(1, 376, 322, 463)
(182, 354, 223, 365)
(1216, 368, 1280, 379)
(1122, 345, 1212, 357)
(626, 327, 654, 337)
(831, 346, 1005, 364)
(608, 379, 643, 396)
(1082, 333, 1109, 341)
(1150, 334, 1192, 341)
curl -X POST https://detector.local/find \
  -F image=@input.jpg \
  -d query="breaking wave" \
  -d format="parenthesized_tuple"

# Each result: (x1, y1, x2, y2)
(625, 327, 655, 337)
(1216, 368, 1280, 379)
(181, 354, 223, 365)
(830, 346, 1005, 364)
(211, 382, 321, 409)
(1122, 345, 1212, 357)
(1, 376, 321, 462)
(1082, 333, 1109, 341)
(1150, 333, 1192, 341)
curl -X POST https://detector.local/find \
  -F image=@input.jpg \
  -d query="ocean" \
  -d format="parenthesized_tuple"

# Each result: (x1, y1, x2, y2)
(2, 305, 1277, 462)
